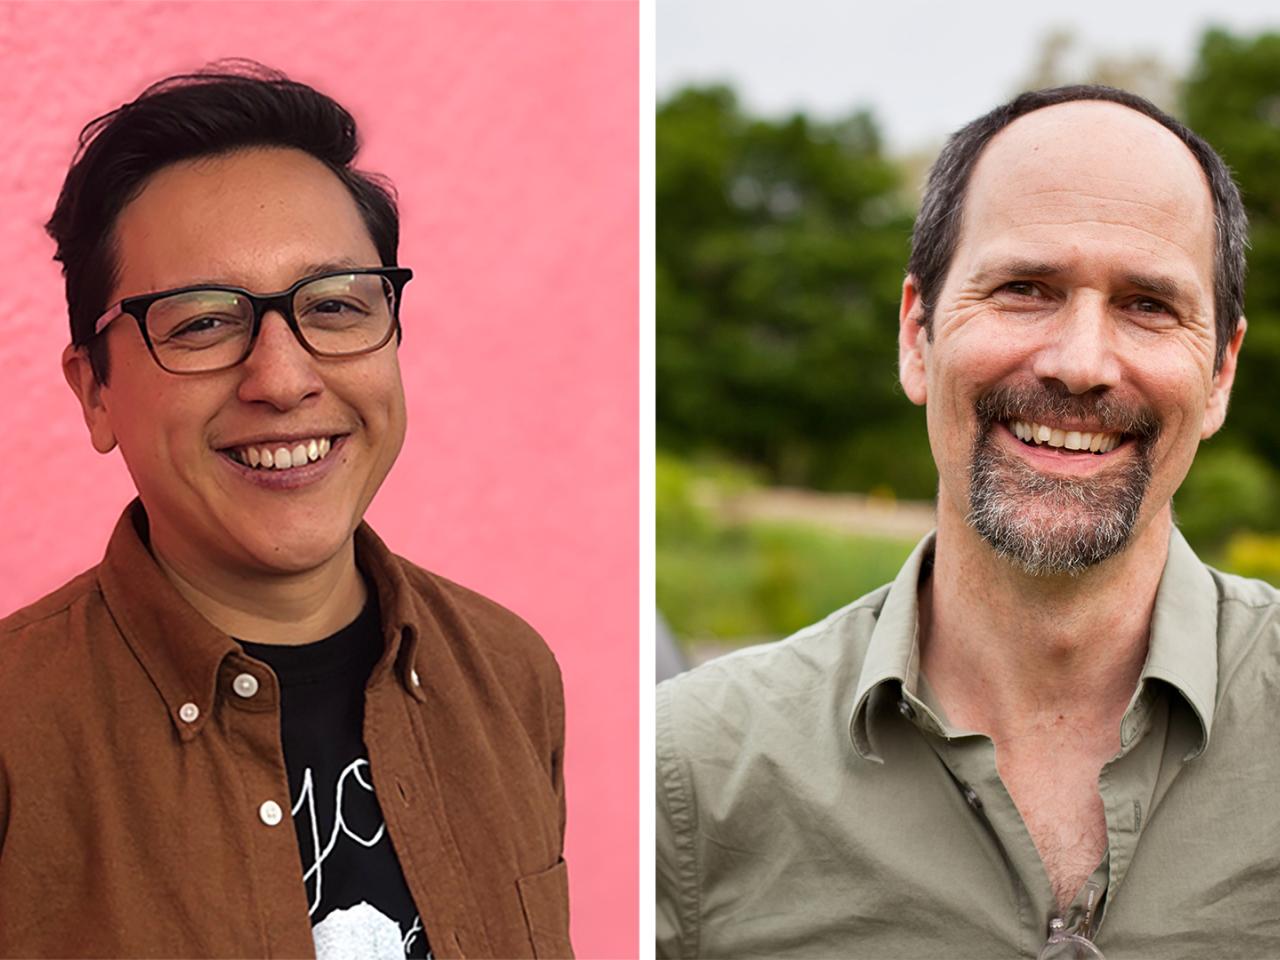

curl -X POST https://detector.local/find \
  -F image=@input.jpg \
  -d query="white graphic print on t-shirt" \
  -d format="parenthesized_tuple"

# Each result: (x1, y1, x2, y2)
(293, 758, 426, 957)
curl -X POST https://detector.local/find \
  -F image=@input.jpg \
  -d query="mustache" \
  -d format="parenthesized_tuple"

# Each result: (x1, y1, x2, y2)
(974, 384, 1161, 445)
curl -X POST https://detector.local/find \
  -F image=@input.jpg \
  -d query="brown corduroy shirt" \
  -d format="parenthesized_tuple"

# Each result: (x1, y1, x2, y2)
(0, 502, 572, 959)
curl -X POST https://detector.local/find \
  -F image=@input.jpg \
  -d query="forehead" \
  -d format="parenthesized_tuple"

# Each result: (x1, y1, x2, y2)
(955, 101, 1216, 283)
(111, 147, 378, 297)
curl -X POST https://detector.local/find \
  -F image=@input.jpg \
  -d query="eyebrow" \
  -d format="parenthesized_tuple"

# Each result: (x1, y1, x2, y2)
(973, 259, 1192, 305)
(1122, 272, 1187, 304)
(971, 259, 1064, 285)
(296, 258, 371, 277)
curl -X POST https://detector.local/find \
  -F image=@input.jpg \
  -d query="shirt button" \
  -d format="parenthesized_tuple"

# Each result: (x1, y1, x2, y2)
(178, 702, 199, 723)
(963, 786, 984, 811)
(232, 672, 260, 699)
(897, 699, 916, 721)
(259, 800, 283, 826)
(410, 668, 421, 688)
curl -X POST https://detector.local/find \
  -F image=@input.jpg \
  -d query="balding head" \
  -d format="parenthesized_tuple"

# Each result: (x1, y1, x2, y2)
(907, 86, 1247, 372)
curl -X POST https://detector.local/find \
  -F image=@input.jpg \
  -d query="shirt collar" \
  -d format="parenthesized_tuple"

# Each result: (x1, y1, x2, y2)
(355, 523, 427, 704)
(96, 501, 426, 741)
(1142, 526, 1218, 757)
(847, 527, 1218, 763)
(848, 532, 935, 761)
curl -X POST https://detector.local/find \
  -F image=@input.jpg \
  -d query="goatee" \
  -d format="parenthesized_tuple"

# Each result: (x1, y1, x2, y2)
(966, 385, 1160, 576)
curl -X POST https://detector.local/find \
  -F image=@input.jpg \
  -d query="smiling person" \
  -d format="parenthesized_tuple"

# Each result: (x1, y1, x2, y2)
(657, 86, 1280, 958)
(0, 65, 571, 959)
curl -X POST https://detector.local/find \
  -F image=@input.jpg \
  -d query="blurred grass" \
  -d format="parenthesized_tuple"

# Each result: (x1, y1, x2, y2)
(659, 520, 917, 646)
(659, 451, 1280, 652)
(657, 453, 917, 648)
(1218, 532, 1280, 584)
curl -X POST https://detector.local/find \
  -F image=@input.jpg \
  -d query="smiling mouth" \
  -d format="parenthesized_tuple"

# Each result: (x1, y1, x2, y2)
(1006, 419, 1126, 455)
(221, 435, 345, 471)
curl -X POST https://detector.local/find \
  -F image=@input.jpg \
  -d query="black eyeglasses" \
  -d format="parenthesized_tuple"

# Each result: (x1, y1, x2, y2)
(91, 267, 413, 374)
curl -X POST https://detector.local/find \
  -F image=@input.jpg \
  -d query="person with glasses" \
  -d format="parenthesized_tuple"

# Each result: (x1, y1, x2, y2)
(658, 86, 1280, 959)
(0, 65, 571, 959)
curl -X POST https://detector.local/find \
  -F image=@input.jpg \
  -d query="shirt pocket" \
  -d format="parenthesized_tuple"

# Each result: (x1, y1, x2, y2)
(516, 858, 574, 959)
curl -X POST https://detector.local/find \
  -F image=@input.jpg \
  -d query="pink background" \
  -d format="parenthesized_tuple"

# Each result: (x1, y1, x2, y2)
(0, 2, 637, 957)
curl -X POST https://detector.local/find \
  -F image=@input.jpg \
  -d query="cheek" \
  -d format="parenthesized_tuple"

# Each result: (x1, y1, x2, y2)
(346, 359, 407, 453)
(929, 337, 1022, 424)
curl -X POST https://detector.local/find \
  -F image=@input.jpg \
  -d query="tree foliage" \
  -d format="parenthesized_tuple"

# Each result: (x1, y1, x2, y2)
(1182, 29, 1280, 472)
(656, 87, 932, 495)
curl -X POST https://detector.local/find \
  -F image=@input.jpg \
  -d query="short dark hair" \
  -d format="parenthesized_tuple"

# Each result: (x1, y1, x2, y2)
(907, 84, 1247, 372)
(46, 60, 400, 383)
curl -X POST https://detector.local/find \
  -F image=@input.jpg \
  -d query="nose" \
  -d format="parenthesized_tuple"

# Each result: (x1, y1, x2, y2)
(1030, 292, 1123, 395)
(235, 310, 325, 410)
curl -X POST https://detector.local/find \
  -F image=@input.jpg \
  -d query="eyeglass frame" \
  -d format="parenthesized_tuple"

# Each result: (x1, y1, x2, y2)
(89, 266, 414, 375)
(1036, 880, 1105, 960)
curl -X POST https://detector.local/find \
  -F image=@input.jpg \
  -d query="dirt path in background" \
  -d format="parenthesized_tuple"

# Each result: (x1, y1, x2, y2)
(700, 485, 937, 540)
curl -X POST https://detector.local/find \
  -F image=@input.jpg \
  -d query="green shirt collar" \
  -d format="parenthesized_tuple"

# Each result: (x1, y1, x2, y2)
(848, 527, 1217, 762)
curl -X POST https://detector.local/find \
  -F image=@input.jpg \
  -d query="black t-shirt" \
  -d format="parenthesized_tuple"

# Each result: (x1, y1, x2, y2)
(241, 596, 431, 959)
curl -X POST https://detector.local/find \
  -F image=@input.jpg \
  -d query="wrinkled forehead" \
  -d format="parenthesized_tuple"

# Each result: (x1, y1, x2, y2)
(952, 101, 1218, 296)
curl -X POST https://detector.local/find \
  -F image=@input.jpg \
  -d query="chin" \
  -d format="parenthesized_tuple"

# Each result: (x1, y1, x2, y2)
(236, 523, 357, 575)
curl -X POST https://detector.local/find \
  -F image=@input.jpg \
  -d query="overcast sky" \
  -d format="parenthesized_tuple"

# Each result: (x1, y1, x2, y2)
(658, 0, 1280, 153)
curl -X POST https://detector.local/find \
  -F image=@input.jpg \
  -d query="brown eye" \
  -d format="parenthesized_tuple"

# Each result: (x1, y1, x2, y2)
(999, 281, 1040, 297)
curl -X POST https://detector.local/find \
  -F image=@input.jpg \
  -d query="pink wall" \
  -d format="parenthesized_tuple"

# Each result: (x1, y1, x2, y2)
(0, 2, 637, 956)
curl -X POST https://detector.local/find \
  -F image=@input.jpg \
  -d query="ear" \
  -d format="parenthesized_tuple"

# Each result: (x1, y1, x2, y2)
(62, 344, 117, 453)
(899, 274, 929, 406)
(1201, 317, 1246, 439)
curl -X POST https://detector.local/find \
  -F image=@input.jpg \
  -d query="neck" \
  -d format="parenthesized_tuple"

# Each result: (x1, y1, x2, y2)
(150, 532, 367, 646)
(920, 497, 1171, 740)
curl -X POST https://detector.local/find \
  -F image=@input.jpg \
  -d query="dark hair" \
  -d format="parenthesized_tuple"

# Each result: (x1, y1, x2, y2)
(45, 60, 400, 383)
(907, 84, 1247, 372)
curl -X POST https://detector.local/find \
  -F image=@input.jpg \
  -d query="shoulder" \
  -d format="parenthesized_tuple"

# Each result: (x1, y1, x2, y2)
(393, 554, 560, 675)
(387, 553, 565, 743)
(1, 568, 100, 637)
(656, 583, 890, 812)
(655, 585, 891, 953)
(1206, 563, 1280, 671)
(0, 568, 108, 758)
(0, 568, 102, 685)
(658, 583, 889, 742)
(1209, 563, 1280, 615)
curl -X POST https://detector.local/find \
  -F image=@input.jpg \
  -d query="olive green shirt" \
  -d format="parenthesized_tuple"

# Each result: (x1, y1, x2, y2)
(656, 529, 1280, 959)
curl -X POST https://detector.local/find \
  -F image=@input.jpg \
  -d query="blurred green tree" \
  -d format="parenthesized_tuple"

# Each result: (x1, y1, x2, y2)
(1182, 29, 1280, 476)
(656, 87, 933, 496)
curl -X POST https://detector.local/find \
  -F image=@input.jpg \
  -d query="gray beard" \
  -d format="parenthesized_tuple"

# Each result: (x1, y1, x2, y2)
(966, 427, 1153, 576)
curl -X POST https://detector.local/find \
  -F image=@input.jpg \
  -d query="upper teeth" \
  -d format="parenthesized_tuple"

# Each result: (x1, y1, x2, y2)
(230, 437, 333, 470)
(1010, 421, 1120, 453)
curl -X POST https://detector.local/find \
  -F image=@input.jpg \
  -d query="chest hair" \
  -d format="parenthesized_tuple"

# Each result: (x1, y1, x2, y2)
(997, 741, 1111, 911)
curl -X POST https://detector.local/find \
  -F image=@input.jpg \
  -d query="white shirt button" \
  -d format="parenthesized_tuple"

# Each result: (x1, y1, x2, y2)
(178, 702, 199, 723)
(259, 800, 283, 826)
(410, 668, 421, 688)
(232, 672, 260, 698)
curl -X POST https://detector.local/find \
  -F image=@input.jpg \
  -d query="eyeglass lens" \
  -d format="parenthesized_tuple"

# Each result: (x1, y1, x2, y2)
(144, 273, 397, 372)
